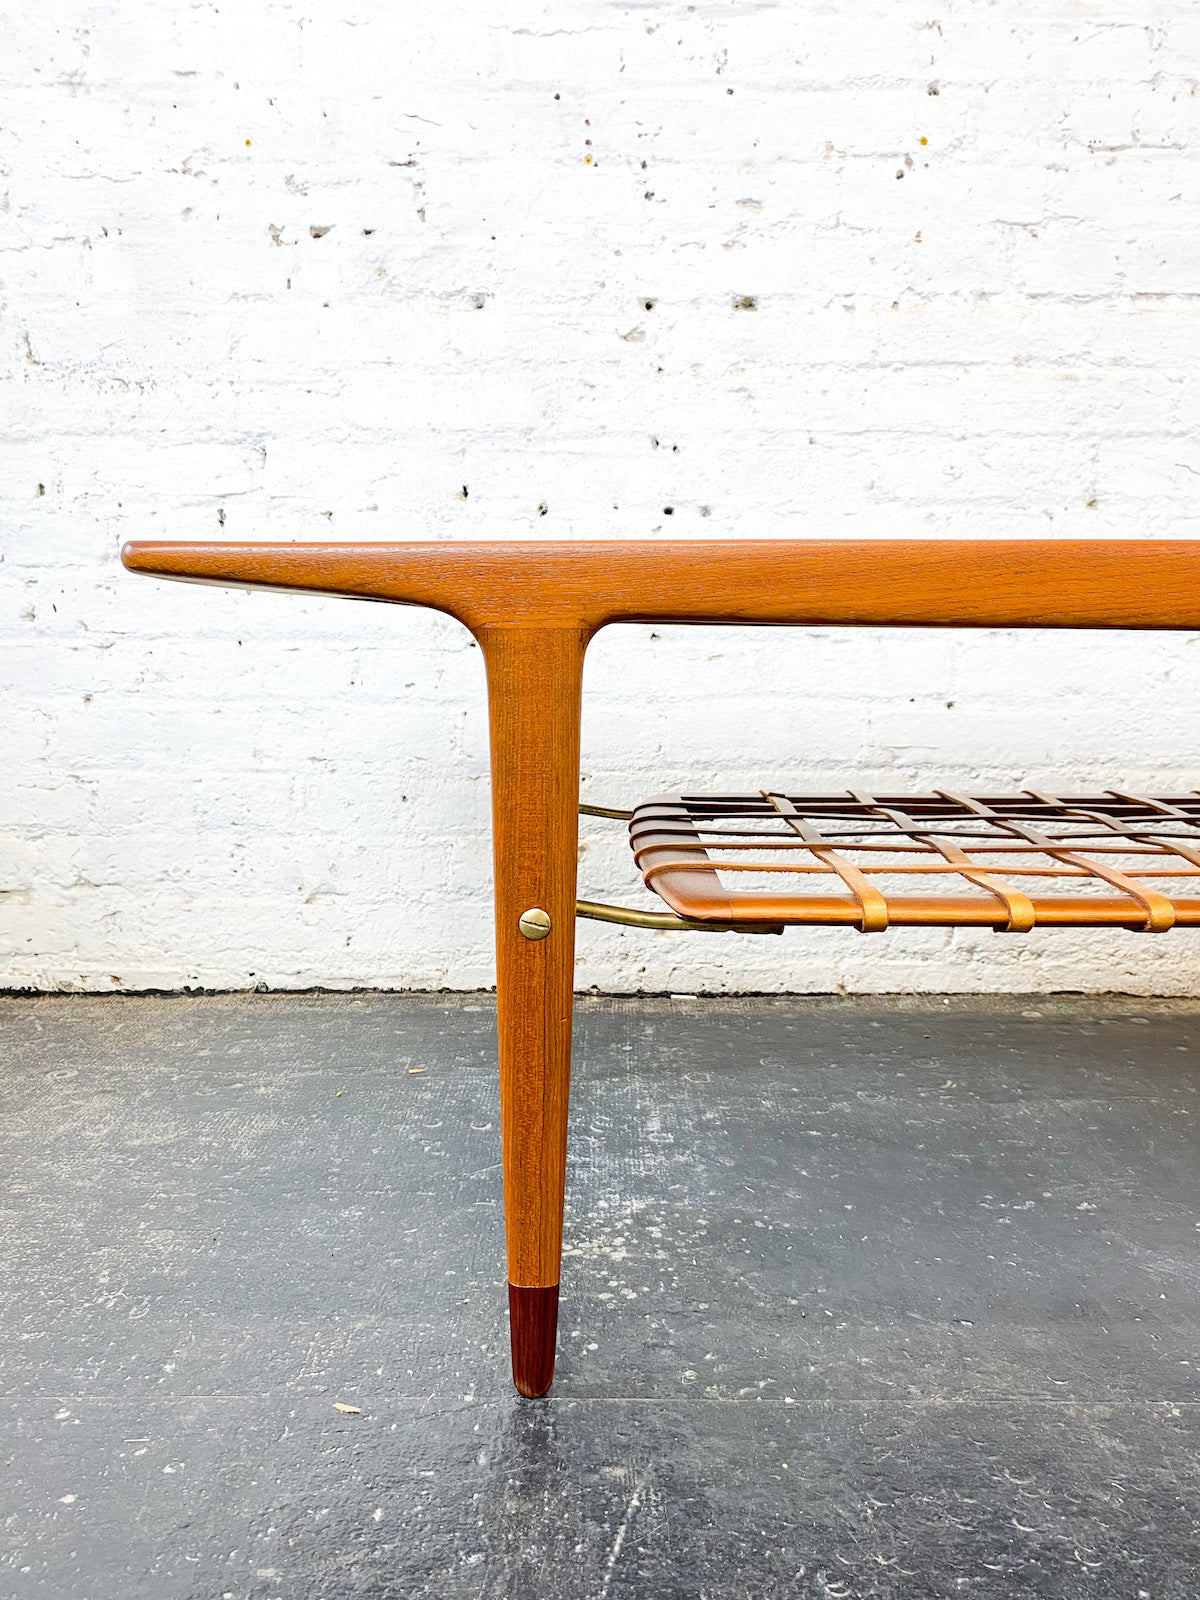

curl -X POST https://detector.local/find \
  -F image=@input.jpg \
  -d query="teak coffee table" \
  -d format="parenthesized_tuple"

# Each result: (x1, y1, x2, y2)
(122, 538, 1200, 1395)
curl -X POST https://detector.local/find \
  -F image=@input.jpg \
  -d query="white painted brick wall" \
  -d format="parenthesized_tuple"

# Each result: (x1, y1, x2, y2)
(5, 0, 1200, 994)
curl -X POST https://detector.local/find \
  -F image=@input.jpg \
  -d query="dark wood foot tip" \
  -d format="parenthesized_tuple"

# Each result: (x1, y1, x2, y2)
(508, 1283, 559, 1397)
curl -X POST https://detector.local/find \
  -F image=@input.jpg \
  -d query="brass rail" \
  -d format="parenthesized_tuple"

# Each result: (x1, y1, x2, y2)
(575, 899, 783, 934)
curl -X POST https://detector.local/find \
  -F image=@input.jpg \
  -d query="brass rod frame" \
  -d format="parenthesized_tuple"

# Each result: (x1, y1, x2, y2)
(574, 898, 783, 934)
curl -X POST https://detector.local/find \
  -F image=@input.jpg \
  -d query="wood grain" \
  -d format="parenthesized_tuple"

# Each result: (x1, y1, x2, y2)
(482, 627, 585, 1297)
(121, 539, 1200, 633)
(508, 1283, 560, 1399)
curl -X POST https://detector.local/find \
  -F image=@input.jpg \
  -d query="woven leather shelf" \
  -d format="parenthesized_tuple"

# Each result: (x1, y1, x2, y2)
(630, 791, 1200, 933)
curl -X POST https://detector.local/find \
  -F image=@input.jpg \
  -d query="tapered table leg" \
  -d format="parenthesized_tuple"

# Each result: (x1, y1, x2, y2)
(480, 626, 587, 1397)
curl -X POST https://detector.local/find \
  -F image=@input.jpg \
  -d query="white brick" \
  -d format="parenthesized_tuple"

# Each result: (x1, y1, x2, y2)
(5, 0, 1200, 993)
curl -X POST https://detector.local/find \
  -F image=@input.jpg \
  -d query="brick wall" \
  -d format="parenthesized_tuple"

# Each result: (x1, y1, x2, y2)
(5, 1, 1200, 992)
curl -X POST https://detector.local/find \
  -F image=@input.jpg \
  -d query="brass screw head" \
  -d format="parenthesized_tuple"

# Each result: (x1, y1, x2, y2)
(519, 907, 552, 940)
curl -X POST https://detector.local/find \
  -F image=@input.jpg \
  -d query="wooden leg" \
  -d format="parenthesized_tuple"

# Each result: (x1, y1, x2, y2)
(480, 626, 587, 1397)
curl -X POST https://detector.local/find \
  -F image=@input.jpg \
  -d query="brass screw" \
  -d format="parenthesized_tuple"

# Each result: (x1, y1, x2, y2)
(519, 907, 552, 941)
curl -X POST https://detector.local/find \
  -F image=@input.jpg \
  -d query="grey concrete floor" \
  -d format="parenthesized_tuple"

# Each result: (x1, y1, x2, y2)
(2, 993, 1200, 1600)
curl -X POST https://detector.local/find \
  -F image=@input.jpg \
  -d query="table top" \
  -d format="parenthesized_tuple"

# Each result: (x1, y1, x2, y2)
(121, 538, 1200, 633)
